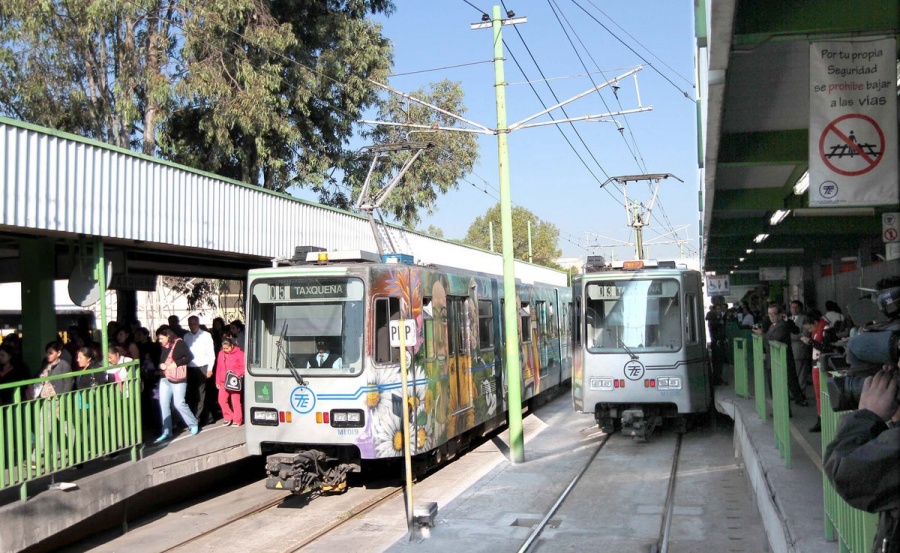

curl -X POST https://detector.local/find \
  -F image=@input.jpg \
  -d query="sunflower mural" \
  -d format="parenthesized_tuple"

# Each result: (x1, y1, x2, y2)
(363, 267, 448, 459)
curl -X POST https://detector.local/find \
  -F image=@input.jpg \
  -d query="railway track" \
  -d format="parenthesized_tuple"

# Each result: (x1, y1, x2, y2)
(278, 486, 403, 552)
(155, 483, 404, 553)
(517, 430, 685, 553)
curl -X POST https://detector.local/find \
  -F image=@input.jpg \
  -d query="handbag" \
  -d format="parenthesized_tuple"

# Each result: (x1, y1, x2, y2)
(224, 370, 242, 392)
(164, 342, 188, 383)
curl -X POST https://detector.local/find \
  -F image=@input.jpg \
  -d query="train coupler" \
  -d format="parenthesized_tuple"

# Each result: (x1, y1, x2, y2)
(621, 409, 659, 440)
(264, 450, 359, 494)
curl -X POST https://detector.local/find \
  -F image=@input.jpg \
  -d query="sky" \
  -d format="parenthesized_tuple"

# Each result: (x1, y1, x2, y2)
(322, 1, 699, 261)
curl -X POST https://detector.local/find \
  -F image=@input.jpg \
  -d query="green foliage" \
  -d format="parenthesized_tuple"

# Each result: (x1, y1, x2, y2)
(463, 203, 562, 268)
(0, 0, 395, 186)
(162, 0, 395, 190)
(424, 225, 445, 239)
(345, 79, 480, 227)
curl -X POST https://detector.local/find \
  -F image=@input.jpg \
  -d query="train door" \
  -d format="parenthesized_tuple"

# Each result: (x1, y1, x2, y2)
(683, 275, 709, 409)
(572, 283, 584, 411)
(447, 296, 473, 413)
(536, 300, 549, 377)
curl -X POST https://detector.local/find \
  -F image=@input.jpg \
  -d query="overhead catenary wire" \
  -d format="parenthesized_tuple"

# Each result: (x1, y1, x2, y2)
(460, 0, 490, 17)
(500, 1, 617, 186)
(389, 59, 494, 77)
(548, 1, 693, 254)
(502, 39, 625, 206)
(571, 0, 694, 100)
(119, 0, 687, 257)
(584, 0, 695, 88)
(547, 0, 647, 175)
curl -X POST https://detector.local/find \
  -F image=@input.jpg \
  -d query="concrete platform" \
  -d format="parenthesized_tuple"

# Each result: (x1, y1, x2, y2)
(1, 363, 837, 553)
(369, 366, 834, 553)
(0, 423, 249, 553)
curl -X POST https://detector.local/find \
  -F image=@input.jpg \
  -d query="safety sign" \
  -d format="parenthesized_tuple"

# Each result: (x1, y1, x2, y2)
(883, 212, 900, 243)
(819, 113, 884, 176)
(808, 37, 898, 207)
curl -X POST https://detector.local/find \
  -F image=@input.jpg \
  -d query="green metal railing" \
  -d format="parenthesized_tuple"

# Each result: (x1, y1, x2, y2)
(0, 361, 142, 501)
(819, 359, 877, 553)
(769, 341, 791, 469)
(733, 337, 751, 398)
(752, 334, 766, 421)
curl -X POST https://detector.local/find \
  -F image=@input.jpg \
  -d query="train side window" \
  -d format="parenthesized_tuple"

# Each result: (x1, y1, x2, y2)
(520, 303, 532, 343)
(573, 297, 582, 346)
(477, 299, 494, 350)
(536, 301, 547, 337)
(423, 297, 435, 359)
(249, 295, 261, 365)
(374, 297, 401, 364)
(685, 292, 699, 344)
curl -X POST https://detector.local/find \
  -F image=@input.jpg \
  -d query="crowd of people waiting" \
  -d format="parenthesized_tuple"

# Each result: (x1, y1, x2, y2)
(707, 297, 849, 432)
(0, 315, 247, 444)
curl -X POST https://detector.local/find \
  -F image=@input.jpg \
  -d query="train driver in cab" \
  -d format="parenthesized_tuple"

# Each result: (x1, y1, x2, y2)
(307, 337, 342, 368)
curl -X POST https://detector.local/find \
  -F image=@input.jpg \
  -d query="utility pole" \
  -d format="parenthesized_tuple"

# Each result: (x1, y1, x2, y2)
(476, 5, 527, 463)
(362, 7, 652, 465)
(471, 5, 650, 463)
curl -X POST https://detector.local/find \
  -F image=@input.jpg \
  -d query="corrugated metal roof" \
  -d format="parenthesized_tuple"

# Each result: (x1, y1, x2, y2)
(0, 117, 566, 286)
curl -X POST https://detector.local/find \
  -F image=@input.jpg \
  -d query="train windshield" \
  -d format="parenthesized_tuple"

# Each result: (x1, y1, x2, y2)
(248, 277, 365, 376)
(584, 278, 682, 353)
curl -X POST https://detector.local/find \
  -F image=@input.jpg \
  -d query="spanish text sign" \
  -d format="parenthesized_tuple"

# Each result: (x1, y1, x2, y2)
(809, 38, 898, 207)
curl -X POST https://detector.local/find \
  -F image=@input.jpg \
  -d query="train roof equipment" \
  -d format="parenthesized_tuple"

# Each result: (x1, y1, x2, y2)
(584, 256, 681, 273)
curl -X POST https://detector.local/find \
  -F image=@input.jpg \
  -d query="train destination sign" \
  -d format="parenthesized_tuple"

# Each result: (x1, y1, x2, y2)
(289, 283, 346, 299)
(590, 280, 665, 300)
(267, 281, 348, 300)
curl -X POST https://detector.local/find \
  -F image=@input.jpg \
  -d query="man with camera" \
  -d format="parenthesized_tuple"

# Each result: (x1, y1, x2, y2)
(824, 366, 899, 553)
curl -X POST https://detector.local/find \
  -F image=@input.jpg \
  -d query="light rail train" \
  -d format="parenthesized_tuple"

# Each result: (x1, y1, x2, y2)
(244, 249, 572, 492)
(572, 257, 711, 438)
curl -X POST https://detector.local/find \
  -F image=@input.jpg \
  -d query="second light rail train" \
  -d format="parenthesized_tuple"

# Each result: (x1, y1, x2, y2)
(572, 257, 711, 438)
(243, 249, 572, 493)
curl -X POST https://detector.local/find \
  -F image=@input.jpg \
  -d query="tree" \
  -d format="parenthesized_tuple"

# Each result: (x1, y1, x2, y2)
(463, 203, 562, 268)
(424, 225, 445, 239)
(0, 0, 394, 182)
(161, 0, 395, 189)
(341, 79, 480, 227)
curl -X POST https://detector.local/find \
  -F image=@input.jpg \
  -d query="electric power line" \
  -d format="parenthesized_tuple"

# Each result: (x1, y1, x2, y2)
(570, 0, 694, 100)
(583, 0, 695, 87)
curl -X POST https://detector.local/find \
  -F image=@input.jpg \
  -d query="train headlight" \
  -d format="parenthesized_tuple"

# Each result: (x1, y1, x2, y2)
(251, 407, 279, 426)
(330, 409, 365, 428)
(657, 377, 682, 390)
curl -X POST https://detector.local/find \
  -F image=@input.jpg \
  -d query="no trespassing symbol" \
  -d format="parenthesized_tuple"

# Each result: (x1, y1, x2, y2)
(819, 113, 885, 176)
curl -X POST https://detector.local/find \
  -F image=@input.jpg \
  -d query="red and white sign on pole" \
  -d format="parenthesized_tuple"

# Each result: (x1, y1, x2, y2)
(809, 38, 898, 207)
(883, 213, 900, 243)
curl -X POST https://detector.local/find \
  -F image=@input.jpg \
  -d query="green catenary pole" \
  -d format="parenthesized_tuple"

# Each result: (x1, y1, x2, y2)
(489, 220, 495, 252)
(491, 5, 524, 463)
(527, 220, 533, 263)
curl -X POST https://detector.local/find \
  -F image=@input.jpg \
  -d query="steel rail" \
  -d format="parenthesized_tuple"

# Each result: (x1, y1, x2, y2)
(517, 433, 611, 553)
(652, 433, 684, 553)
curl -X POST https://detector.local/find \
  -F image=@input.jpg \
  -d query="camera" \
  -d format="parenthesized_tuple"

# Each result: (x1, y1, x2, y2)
(826, 364, 881, 412)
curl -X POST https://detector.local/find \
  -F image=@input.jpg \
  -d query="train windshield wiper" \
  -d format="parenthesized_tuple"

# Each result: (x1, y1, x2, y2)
(613, 333, 639, 360)
(275, 322, 306, 386)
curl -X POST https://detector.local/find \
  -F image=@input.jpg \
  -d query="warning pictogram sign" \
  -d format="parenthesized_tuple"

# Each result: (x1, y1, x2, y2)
(883, 212, 900, 243)
(809, 38, 898, 207)
(819, 113, 885, 177)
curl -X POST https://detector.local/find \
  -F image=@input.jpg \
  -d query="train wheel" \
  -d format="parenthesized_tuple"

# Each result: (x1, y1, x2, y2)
(675, 417, 688, 435)
(599, 417, 619, 434)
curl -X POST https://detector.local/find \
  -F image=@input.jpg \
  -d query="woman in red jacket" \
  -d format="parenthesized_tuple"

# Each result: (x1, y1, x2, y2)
(215, 338, 245, 427)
